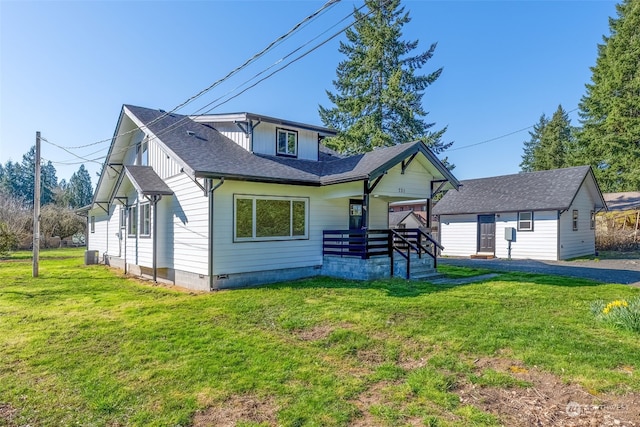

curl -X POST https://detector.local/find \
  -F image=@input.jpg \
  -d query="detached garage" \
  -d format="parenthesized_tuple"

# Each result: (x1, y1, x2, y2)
(433, 166, 606, 261)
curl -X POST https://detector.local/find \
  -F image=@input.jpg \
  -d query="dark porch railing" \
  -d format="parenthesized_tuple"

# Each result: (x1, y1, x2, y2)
(322, 228, 444, 279)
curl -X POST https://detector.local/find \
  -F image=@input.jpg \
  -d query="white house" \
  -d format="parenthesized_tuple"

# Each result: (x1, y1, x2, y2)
(85, 105, 459, 290)
(433, 166, 606, 261)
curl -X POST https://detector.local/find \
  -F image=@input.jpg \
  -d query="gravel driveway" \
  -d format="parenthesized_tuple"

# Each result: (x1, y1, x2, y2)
(439, 257, 640, 286)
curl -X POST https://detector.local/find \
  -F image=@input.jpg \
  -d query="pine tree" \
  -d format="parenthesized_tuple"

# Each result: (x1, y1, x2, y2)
(318, 0, 451, 157)
(533, 105, 573, 171)
(576, 0, 640, 192)
(520, 114, 548, 172)
(68, 164, 93, 208)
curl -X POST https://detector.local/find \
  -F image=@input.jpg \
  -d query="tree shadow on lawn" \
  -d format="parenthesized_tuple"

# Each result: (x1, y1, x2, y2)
(265, 271, 609, 298)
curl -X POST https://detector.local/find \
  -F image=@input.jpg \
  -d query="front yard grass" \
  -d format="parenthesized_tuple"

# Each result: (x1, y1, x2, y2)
(0, 248, 638, 426)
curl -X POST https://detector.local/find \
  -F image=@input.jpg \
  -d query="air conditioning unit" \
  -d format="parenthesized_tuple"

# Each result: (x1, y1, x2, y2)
(84, 250, 99, 265)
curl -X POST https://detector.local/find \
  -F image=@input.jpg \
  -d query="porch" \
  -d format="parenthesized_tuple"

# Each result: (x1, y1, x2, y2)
(321, 228, 443, 281)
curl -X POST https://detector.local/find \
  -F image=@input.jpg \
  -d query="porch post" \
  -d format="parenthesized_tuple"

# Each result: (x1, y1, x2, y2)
(362, 180, 370, 230)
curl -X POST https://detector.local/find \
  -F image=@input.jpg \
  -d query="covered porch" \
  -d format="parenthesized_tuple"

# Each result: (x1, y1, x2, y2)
(321, 228, 443, 281)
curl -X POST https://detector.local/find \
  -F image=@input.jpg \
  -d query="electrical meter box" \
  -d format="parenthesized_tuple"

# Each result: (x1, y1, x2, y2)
(505, 227, 515, 241)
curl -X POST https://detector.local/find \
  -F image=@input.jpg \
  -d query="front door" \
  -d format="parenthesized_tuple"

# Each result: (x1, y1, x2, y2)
(477, 215, 495, 253)
(349, 199, 363, 230)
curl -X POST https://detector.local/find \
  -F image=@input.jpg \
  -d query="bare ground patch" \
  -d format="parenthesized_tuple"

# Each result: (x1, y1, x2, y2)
(456, 357, 640, 427)
(0, 403, 19, 426)
(191, 394, 278, 427)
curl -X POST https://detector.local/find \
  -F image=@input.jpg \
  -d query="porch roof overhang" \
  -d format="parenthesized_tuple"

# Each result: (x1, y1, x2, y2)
(123, 165, 174, 197)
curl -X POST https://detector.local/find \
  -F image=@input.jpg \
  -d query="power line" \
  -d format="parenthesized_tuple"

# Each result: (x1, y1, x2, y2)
(446, 107, 579, 152)
(52, 0, 342, 151)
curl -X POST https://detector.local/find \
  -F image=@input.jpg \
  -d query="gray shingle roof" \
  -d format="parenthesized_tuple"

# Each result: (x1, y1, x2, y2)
(124, 105, 458, 188)
(433, 166, 603, 215)
(124, 165, 174, 196)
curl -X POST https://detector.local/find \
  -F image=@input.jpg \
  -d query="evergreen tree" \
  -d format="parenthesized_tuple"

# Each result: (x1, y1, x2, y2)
(576, 0, 640, 192)
(520, 114, 548, 172)
(68, 164, 93, 208)
(533, 105, 573, 171)
(318, 0, 452, 157)
(18, 147, 58, 206)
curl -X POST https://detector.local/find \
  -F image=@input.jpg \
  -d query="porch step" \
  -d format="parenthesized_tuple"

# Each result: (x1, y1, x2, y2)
(471, 253, 495, 259)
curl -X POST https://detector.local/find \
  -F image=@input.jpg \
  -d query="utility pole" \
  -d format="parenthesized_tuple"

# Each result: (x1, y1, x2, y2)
(33, 131, 41, 277)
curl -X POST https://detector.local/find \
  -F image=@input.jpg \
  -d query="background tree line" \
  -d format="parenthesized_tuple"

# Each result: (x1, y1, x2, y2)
(520, 0, 640, 193)
(0, 146, 92, 255)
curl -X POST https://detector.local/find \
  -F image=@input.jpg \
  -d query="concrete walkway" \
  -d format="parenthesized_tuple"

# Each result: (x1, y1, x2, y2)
(439, 257, 640, 286)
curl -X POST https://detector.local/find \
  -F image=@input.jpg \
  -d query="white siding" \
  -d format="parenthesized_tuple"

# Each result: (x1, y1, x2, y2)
(148, 139, 181, 179)
(209, 122, 251, 151)
(372, 161, 432, 199)
(559, 183, 597, 259)
(369, 197, 389, 229)
(439, 214, 478, 257)
(107, 205, 123, 257)
(252, 122, 318, 161)
(165, 173, 210, 275)
(211, 181, 364, 275)
(88, 209, 109, 256)
(494, 211, 558, 260)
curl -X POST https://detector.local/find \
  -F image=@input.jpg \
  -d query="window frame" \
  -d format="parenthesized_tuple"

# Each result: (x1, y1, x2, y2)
(120, 208, 126, 229)
(517, 211, 533, 232)
(140, 202, 151, 237)
(276, 128, 298, 158)
(590, 210, 596, 230)
(572, 209, 579, 231)
(233, 194, 309, 242)
(90, 216, 95, 234)
(128, 205, 138, 237)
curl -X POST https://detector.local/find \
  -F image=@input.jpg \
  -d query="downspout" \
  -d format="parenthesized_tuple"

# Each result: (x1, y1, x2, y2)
(207, 177, 225, 290)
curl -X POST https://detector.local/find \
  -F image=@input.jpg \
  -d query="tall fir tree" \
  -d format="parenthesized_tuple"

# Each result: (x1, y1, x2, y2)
(533, 105, 573, 171)
(576, 0, 640, 192)
(67, 164, 93, 208)
(520, 114, 548, 172)
(318, 0, 451, 158)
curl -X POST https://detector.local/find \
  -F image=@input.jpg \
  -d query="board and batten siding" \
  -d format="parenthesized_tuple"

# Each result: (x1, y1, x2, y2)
(439, 214, 478, 257)
(148, 139, 181, 179)
(164, 173, 209, 275)
(252, 123, 319, 161)
(372, 160, 432, 200)
(559, 183, 597, 260)
(208, 122, 251, 152)
(494, 211, 558, 260)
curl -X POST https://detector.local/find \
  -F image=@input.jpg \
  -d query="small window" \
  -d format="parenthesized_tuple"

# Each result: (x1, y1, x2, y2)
(137, 139, 148, 166)
(140, 203, 151, 236)
(572, 210, 579, 231)
(90, 216, 95, 234)
(590, 211, 596, 230)
(517, 211, 533, 231)
(120, 208, 126, 229)
(128, 205, 138, 236)
(234, 195, 308, 241)
(276, 128, 297, 157)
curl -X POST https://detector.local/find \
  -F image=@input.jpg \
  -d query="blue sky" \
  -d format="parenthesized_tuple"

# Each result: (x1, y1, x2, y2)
(0, 0, 617, 186)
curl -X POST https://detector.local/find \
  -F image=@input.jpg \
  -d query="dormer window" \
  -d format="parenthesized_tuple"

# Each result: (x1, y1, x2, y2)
(277, 128, 297, 157)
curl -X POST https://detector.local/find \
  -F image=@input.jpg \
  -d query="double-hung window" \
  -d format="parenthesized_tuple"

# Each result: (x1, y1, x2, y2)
(572, 210, 579, 231)
(234, 195, 308, 241)
(517, 211, 533, 231)
(90, 216, 95, 234)
(128, 205, 138, 236)
(590, 211, 596, 230)
(276, 128, 297, 157)
(140, 203, 151, 237)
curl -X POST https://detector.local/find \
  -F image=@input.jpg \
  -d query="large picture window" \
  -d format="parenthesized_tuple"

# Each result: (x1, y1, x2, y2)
(276, 128, 297, 157)
(517, 211, 533, 231)
(140, 203, 151, 236)
(234, 195, 308, 241)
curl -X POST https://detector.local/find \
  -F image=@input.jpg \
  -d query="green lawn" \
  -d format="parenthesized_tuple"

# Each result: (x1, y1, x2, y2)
(0, 248, 638, 426)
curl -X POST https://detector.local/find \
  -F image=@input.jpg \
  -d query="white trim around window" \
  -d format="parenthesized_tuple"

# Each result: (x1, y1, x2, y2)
(517, 211, 533, 231)
(140, 203, 151, 237)
(573, 210, 579, 231)
(90, 216, 95, 233)
(128, 205, 138, 237)
(276, 128, 298, 157)
(234, 194, 308, 242)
